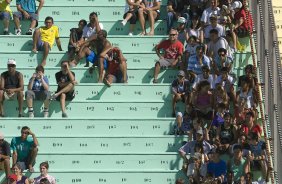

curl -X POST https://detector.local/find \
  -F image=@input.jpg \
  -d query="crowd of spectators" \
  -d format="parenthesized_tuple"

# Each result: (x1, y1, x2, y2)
(0, 0, 271, 183)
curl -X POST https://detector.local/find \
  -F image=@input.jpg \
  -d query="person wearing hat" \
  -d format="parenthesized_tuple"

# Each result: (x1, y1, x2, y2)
(0, 59, 24, 117)
(0, 132, 11, 182)
(187, 44, 210, 75)
(207, 148, 227, 183)
(153, 28, 184, 83)
(203, 14, 225, 42)
(200, 0, 221, 27)
(166, 0, 189, 34)
(171, 70, 191, 117)
(176, 17, 187, 45)
(8, 174, 17, 184)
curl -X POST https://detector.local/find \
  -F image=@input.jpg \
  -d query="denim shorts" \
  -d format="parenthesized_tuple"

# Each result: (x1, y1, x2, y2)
(0, 11, 10, 20)
(13, 11, 38, 21)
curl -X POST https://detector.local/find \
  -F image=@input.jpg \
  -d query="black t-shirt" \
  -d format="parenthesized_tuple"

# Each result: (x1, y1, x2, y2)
(167, 0, 188, 13)
(1, 71, 21, 89)
(68, 28, 83, 46)
(55, 71, 75, 92)
(0, 140, 11, 160)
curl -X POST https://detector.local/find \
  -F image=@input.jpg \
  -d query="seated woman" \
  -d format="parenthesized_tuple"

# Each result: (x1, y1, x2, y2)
(30, 161, 56, 184)
(212, 84, 229, 111)
(236, 77, 258, 110)
(12, 163, 29, 184)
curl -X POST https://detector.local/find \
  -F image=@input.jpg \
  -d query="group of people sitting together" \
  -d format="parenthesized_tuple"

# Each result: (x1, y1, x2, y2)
(0, 128, 55, 184)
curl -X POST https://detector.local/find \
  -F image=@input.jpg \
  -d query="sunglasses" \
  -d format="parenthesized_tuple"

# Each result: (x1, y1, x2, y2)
(8, 64, 16, 67)
(169, 34, 176, 36)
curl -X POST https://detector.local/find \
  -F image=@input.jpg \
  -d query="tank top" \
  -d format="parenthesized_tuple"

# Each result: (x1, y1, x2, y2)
(220, 124, 235, 144)
(17, 175, 27, 184)
(2, 71, 20, 89)
(230, 158, 246, 181)
(239, 89, 254, 109)
(196, 93, 210, 106)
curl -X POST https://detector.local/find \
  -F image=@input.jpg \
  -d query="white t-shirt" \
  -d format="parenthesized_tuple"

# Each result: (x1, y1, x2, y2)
(204, 24, 225, 39)
(207, 37, 230, 59)
(201, 7, 221, 25)
(193, 74, 216, 89)
(82, 23, 104, 39)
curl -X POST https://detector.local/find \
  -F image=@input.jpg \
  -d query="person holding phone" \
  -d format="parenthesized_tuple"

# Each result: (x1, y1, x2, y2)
(26, 65, 51, 118)
(10, 126, 39, 173)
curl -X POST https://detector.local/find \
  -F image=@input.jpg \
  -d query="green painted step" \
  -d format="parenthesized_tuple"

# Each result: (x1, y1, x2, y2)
(0, 67, 245, 84)
(1, 20, 167, 36)
(18, 84, 171, 101)
(0, 36, 165, 52)
(31, 154, 181, 171)
(0, 171, 186, 184)
(0, 118, 175, 136)
(0, 51, 254, 68)
(33, 0, 169, 6)
(2, 100, 181, 118)
(9, 6, 167, 22)
(4, 137, 183, 153)
(0, 67, 180, 83)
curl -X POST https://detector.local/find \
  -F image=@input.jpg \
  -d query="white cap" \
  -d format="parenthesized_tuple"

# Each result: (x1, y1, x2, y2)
(0, 132, 4, 139)
(177, 17, 186, 24)
(7, 59, 16, 65)
(231, 1, 242, 10)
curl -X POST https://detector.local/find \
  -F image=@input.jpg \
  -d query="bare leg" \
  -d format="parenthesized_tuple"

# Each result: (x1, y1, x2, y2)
(55, 83, 74, 96)
(119, 61, 127, 82)
(138, 8, 146, 35)
(98, 57, 105, 83)
(3, 158, 10, 181)
(17, 92, 24, 115)
(147, 10, 157, 35)
(3, 18, 9, 30)
(32, 29, 40, 52)
(124, 13, 133, 21)
(13, 15, 21, 30)
(26, 98, 33, 109)
(43, 99, 50, 109)
(27, 147, 38, 172)
(153, 62, 160, 82)
(60, 93, 66, 113)
(129, 24, 135, 34)
(41, 42, 50, 66)
(69, 47, 91, 66)
(30, 20, 37, 29)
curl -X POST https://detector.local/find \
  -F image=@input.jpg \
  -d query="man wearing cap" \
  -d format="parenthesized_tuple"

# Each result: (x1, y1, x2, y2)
(11, 126, 39, 172)
(203, 14, 225, 42)
(187, 45, 210, 75)
(200, 0, 221, 27)
(179, 128, 212, 169)
(171, 70, 191, 117)
(0, 132, 11, 182)
(0, 59, 24, 117)
(166, 0, 189, 34)
(153, 28, 184, 83)
(207, 148, 227, 182)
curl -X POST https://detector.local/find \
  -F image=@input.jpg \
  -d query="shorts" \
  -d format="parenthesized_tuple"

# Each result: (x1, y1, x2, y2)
(37, 37, 51, 51)
(3, 91, 23, 100)
(157, 58, 175, 67)
(56, 90, 75, 101)
(123, 10, 138, 24)
(13, 11, 38, 21)
(0, 11, 10, 20)
(25, 90, 51, 101)
(86, 51, 108, 69)
(191, 109, 213, 120)
(17, 161, 35, 171)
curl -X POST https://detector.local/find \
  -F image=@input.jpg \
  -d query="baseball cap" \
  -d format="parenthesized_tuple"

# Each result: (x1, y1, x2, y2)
(8, 174, 17, 181)
(7, 59, 16, 65)
(177, 70, 185, 77)
(0, 132, 4, 139)
(177, 17, 186, 24)
(231, 1, 242, 10)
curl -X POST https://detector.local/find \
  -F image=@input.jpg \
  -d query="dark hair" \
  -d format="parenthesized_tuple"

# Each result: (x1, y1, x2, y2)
(40, 178, 51, 184)
(79, 19, 87, 27)
(40, 161, 49, 170)
(45, 16, 54, 23)
(218, 102, 226, 109)
(194, 142, 203, 153)
(220, 67, 229, 73)
(197, 80, 210, 91)
(223, 112, 232, 118)
(36, 65, 44, 73)
(61, 60, 69, 66)
(21, 126, 30, 131)
(249, 132, 258, 141)
(233, 144, 243, 151)
(89, 12, 98, 17)
(99, 30, 108, 38)
(218, 48, 227, 54)
(12, 163, 23, 172)
(245, 64, 255, 74)
(209, 28, 219, 35)
(246, 111, 254, 118)
(189, 35, 197, 42)
(175, 178, 185, 184)
(201, 65, 210, 72)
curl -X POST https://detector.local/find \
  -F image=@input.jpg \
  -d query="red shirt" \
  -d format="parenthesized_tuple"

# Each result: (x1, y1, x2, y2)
(107, 48, 123, 76)
(157, 40, 183, 59)
(241, 124, 262, 136)
(234, 9, 253, 33)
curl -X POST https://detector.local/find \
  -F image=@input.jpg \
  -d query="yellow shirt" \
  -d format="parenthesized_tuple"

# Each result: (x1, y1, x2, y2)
(39, 25, 59, 48)
(0, 0, 12, 13)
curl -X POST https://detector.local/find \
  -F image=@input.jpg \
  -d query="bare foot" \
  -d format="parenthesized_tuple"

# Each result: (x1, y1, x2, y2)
(139, 32, 146, 36)
(69, 61, 77, 67)
(146, 32, 154, 36)
(41, 60, 46, 66)
(32, 48, 38, 53)
(103, 78, 111, 87)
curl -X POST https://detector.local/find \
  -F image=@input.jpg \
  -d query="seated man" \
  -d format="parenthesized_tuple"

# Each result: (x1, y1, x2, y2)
(0, 132, 11, 182)
(187, 45, 210, 75)
(26, 65, 51, 118)
(11, 126, 39, 172)
(69, 30, 112, 83)
(0, 59, 24, 117)
(32, 16, 63, 66)
(51, 61, 76, 118)
(153, 29, 183, 83)
(13, 0, 44, 35)
(103, 47, 127, 87)
(0, 0, 12, 35)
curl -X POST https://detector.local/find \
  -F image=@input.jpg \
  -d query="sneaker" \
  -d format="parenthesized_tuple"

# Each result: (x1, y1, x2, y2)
(43, 111, 49, 118)
(128, 32, 133, 36)
(153, 79, 158, 83)
(50, 93, 57, 101)
(18, 114, 24, 117)
(28, 111, 34, 118)
(84, 62, 89, 67)
(62, 112, 68, 118)
(3, 31, 9, 35)
(26, 29, 33, 35)
(15, 29, 21, 35)
(121, 20, 127, 26)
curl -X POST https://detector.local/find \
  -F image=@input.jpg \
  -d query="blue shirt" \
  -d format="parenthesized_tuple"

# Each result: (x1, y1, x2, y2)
(187, 54, 210, 75)
(29, 76, 49, 91)
(207, 159, 227, 178)
(16, 0, 37, 13)
(10, 136, 35, 162)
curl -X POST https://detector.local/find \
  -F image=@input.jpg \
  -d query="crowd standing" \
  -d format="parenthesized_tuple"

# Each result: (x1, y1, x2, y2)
(0, 0, 271, 183)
